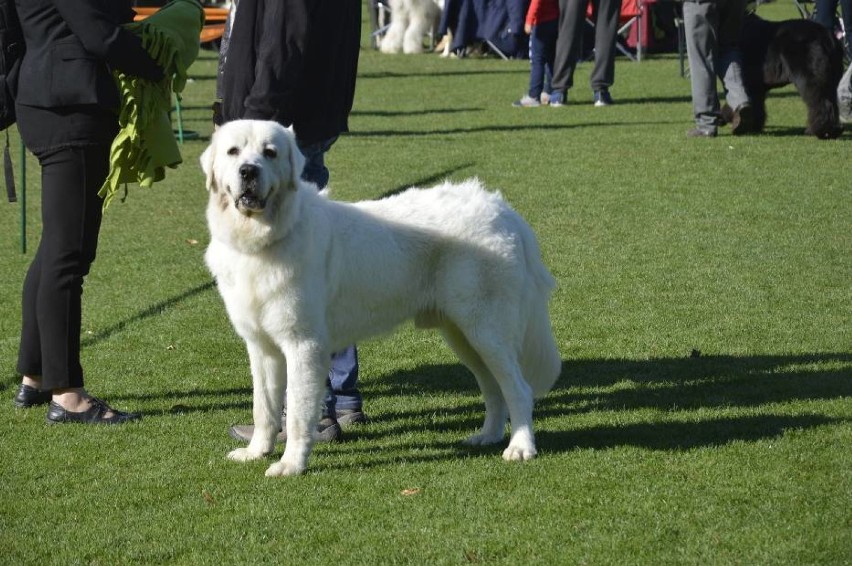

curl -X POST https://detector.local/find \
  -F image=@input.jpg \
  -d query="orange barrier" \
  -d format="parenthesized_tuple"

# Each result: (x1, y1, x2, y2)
(133, 6, 229, 44)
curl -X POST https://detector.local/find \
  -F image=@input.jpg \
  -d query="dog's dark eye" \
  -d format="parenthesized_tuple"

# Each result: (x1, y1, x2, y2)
(263, 147, 278, 159)
(227, 147, 239, 156)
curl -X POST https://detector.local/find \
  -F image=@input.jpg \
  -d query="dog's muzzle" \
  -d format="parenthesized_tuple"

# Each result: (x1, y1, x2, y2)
(235, 164, 267, 212)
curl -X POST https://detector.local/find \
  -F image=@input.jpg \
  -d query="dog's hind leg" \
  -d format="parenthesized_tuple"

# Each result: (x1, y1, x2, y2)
(439, 322, 508, 446)
(794, 75, 842, 138)
(265, 340, 329, 477)
(460, 326, 538, 461)
(227, 339, 286, 462)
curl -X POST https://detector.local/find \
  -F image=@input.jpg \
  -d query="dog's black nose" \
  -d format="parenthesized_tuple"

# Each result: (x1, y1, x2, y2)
(239, 164, 259, 181)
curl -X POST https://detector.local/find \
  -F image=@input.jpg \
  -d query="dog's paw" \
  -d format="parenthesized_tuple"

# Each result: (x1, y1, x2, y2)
(463, 431, 505, 446)
(502, 443, 537, 462)
(265, 460, 306, 477)
(226, 447, 267, 462)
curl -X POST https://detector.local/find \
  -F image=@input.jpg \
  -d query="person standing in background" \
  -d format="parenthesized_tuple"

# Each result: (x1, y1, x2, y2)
(549, 0, 623, 107)
(214, 0, 367, 444)
(682, 0, 753, 137)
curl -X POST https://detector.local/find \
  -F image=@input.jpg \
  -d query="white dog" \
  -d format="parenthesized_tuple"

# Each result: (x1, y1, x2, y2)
(379, 0, 443, 54)
(201, 120, 561, 477)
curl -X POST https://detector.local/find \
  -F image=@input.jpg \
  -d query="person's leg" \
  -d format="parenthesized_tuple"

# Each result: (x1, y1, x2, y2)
(551, 0, 588, 101)
(715, 0, 749, 112)
(683, 0, 721, 133)
(17, 146, 105, 391)
(15, 145, 136, 422)
(814, 0, 839, 30)
(589, 0, 623, 92)
(839, 0, 852, 58)
(541, 19, 559, 96)
(528, 25, 546, 99)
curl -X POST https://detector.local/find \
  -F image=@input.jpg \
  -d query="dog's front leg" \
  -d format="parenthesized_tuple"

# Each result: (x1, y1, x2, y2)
(264, 340, 328, 477)
(228, 340, 286, 462)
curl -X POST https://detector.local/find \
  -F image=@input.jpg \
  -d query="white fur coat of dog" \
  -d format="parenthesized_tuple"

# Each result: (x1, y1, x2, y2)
(201, 120, 561, 476)
(380, 0, 443, 54)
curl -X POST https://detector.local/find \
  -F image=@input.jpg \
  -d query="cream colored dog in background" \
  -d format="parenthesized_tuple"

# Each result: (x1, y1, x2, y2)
(379, 0, 443, 54)
(201, 120, 561, 477)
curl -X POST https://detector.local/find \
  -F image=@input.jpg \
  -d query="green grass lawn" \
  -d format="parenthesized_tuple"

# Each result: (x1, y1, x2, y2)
(0, 2, 849, 564)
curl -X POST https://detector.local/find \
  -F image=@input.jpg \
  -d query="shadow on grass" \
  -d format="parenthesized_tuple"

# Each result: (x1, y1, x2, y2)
(312, 413, 846, 472)
(327, 352, 851, 464)
(351, 108, 484, 117)
(348, 120, 674, 138)
(80, 281, 217, 348)
(358, 69, 528, 80)
(377, 163, 476, 199)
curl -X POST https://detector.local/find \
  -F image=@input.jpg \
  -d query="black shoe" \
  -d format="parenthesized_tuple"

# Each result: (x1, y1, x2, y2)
(46, 398, 141, 425)
(14, 383, 52, 408)
(730, 103, 754, 136)
(229, 416, 342, 444)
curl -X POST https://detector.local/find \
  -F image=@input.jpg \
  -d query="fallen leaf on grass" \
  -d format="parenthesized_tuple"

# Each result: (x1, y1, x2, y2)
(202, 490, 215, 505)
(401, 488, 421, 496)
(186, 239, 199, 245)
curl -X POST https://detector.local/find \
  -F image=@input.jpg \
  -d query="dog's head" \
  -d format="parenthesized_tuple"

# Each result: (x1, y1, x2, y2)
(200, 120, 306, 215)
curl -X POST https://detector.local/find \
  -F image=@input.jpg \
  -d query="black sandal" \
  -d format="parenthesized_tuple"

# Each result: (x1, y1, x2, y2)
(46, 397, 141, 425)
(13, 383, 52, 408)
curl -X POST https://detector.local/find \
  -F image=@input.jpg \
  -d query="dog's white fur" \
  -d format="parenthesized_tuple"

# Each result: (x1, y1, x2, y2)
(380, 0, 443, 54)
(201, 120, 561, 477)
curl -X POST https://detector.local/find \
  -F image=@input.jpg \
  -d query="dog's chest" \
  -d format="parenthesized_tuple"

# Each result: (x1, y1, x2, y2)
(207, 244, 301, 332)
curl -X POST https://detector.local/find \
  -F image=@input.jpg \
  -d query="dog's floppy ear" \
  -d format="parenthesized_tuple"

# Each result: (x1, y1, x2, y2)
(200, 134, 218, 193)
(283, 125, 305, 190)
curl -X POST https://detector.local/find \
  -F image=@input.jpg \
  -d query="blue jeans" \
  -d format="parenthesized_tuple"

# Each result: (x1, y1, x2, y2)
(295, 136, 362, 415)
(528, 20, 558, 99)
(815, 0, 852, 58)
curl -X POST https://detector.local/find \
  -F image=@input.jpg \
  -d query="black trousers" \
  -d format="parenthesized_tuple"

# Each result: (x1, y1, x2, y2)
(17, 144, 110, 390)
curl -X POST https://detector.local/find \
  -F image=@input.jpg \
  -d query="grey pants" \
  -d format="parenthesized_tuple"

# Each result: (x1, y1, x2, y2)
(552, 0, 623, 93)
(683, 0, 750, 131)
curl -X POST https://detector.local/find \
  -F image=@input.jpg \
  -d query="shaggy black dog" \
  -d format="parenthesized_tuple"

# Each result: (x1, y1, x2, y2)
(722, 14, 844, 139)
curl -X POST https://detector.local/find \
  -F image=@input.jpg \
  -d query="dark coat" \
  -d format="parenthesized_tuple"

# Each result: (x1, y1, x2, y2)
(219, 0, 361, 145)
(13, 0, 162, 153)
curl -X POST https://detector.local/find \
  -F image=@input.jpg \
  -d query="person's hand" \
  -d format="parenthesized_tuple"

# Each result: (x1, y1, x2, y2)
(524, 23, 532, 34)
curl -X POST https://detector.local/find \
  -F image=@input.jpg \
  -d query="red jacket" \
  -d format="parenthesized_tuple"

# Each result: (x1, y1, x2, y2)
(525, 0, 559, 27)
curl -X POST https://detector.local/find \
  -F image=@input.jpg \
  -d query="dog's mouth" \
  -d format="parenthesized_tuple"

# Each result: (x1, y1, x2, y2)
(233, 181, 269, 213)
(235, 191, 267, 212)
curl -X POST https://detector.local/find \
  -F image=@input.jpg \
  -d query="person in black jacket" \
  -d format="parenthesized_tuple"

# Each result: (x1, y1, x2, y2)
(12, 0, 163, 424)
(216, 0, 366, 444)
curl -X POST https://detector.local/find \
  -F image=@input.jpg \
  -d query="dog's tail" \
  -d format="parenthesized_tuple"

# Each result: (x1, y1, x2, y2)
(517, 222, 562, 398)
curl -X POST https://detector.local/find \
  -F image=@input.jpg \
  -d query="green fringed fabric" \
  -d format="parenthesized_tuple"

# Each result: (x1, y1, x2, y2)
(99, 0, 204, 208)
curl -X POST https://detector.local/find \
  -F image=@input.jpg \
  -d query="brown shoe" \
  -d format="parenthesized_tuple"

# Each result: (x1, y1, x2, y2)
(730, 103, 754, 135)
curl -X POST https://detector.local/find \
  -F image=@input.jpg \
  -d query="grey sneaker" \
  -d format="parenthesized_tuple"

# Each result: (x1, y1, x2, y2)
(686, 127, 717, 138)
(228, 416, 342, 444)
(336, 408, 368, 426)
(512, 94, 541, 107)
